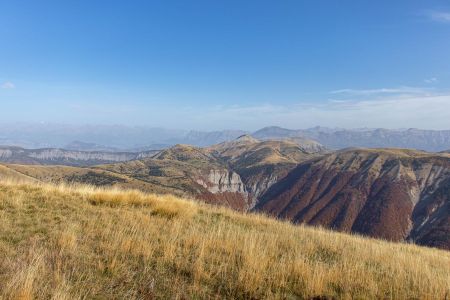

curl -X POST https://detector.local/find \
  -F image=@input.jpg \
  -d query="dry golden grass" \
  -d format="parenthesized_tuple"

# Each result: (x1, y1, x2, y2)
(0, 180, 449, 299)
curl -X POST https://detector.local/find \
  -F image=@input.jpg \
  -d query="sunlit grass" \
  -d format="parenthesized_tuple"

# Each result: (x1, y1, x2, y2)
(0, 180, 449, 299)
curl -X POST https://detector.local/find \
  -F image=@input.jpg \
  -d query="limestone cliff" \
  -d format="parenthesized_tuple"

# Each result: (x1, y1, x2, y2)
(0, 146, 159, 166)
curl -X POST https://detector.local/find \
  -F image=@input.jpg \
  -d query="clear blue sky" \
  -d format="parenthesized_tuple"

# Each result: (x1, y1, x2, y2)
(1, 0, 450, 130)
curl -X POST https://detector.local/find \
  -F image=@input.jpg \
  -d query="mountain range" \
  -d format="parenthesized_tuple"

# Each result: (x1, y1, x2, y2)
(253, 126, 450, 152)
(2, 123, 450, 151)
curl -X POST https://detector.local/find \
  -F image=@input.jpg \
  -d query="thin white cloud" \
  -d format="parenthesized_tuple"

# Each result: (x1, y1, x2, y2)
(1, 81, 15, 89)
(427, 11, 450, 23)
(329, 86, 431, 97)
(424, 77, 438, 84)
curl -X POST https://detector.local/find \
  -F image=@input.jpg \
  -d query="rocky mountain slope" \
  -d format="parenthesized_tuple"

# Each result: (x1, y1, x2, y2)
(0, 146, 158, 166)
(256, 149, 450, 249)
(206, 135, 322, 207)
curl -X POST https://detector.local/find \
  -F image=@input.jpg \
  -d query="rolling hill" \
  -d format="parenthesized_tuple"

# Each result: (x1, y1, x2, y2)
(0, 181, 448, 299)
(0, 137, 323, 211)
(96, 136, 323, 210)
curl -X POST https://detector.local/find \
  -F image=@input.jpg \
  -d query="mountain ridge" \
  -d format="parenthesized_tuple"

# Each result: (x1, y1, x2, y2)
(255, 148, 450, 249)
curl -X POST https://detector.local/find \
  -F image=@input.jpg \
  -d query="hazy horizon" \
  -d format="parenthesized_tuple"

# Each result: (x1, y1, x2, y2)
(1, 121, 450, 133)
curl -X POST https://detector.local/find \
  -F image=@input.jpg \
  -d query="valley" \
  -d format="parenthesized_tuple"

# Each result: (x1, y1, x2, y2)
(1, 136, 449, 250)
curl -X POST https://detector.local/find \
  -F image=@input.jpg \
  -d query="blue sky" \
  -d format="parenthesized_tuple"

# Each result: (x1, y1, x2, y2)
(1, 0, 450, 130)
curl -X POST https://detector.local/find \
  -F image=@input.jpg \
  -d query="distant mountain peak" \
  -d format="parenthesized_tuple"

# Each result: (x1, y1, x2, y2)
(235, 134, 259, 143)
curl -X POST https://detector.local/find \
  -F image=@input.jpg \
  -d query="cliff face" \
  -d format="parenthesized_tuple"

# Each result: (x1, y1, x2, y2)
(28, 149, 138, 162)
(256, 149, 450, 249)
(0, 147, 159, 166)
(0, 149, 14, 159)
(201, 169, 247, 194)
(194, 169, 250, 211)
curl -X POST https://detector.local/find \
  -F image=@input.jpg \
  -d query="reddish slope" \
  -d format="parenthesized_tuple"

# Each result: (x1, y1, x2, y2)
(256, 149, 450, 249)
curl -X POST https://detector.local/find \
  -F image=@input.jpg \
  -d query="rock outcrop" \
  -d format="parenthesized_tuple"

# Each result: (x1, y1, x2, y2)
(0, 148, 14, 159)
(201, 169, 247, 194)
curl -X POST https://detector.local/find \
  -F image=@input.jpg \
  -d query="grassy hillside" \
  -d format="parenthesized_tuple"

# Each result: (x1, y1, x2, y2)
(0, 163, 190, 196)
(0, 181, 449, 299)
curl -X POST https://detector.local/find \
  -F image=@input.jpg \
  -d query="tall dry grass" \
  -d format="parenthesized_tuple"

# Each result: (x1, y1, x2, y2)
(0, 180, 449, 299)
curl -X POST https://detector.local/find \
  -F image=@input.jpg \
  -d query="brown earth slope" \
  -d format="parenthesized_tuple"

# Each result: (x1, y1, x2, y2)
(256, 148, 450, 249)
